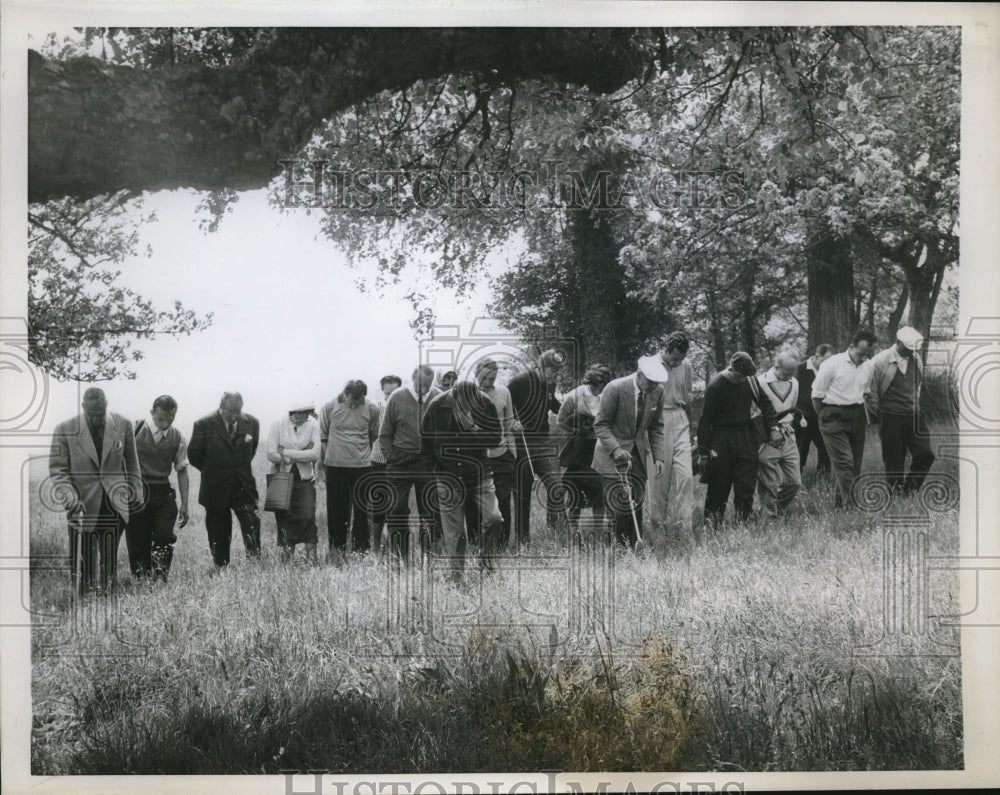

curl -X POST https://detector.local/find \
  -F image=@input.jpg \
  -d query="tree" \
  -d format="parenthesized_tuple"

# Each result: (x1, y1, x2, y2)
(28, 28, 653, 202)
(28, 192, 212, 381)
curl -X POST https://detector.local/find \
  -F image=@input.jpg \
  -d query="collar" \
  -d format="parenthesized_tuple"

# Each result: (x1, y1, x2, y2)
(762, 367, 781, 384)
(806, 357, 819, 373)
(407, 383, 421, 401)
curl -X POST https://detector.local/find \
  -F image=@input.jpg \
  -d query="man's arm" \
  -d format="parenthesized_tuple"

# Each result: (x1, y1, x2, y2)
(48, 423, 79, 512)
(863, 358, 881, 418)
(188, 419, 206, 471)
(122, 417, 143, 497)
(593, 383, 623, 456)
(377, 396, 397, 461)
(647, 390, 667, 465)
(249, 417, 260, 457)
(696, 378, 720, 450)
(367, 402, 379, 448)
(176, 467, 190, 527)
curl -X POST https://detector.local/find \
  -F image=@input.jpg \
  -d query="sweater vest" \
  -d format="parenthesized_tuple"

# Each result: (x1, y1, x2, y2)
(135, 422, 180, 485)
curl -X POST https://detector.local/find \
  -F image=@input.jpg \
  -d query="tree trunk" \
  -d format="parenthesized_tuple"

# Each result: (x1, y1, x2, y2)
(29, 29, 649, 202)
(806, 221, 855, 350)
(886, 281, 909, 344)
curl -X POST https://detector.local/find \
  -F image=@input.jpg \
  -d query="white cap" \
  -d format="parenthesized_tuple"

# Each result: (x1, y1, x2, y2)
(637, 355, 669, 383)
(289, 399, 315, 413)
(896, 326, 923, 352)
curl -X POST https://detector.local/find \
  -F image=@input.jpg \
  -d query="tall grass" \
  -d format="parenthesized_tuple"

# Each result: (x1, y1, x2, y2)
(29, 426, 962, 773)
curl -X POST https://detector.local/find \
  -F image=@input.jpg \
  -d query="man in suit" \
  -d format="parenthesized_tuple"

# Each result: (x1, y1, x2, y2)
(795, 343, 834, 474)
(189, 391, 261, 570)
(592, 356, 669, 548)
(48, 387, 142, 594)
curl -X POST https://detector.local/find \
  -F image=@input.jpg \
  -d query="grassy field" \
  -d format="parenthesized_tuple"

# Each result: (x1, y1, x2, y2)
(28, 426, 962, 774)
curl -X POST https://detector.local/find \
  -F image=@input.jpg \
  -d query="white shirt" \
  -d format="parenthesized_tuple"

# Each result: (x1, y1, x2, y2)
(812, 350, 869, 406)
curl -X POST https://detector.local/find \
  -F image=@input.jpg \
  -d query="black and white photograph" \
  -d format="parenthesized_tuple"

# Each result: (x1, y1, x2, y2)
(2, 2, 999, 793)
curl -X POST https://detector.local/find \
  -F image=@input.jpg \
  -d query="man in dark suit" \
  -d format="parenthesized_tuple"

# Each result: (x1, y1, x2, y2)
(795, 343, 834, 474)
(592, 356, 668, 548)
(189, 391, 261, 570)
(49, 387, 142, 594)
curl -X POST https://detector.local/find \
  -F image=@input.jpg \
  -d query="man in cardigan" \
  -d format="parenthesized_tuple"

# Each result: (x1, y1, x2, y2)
(49, 387, 142, 594)
(755, 352, 802, 518)
(795, 343, 834, 474)
(189, 391, 261, 570)
(696, 352, 781, 528)
(126, 394, 190, 581)
(864, 326, 935, 496)
(379, 364, 440, 561)
(592, 356, 669, 549)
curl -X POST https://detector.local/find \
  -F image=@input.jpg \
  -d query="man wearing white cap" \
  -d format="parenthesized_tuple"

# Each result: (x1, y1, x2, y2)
(864, 326, 935, 495)
(592, 356, 667, 548)
(265, 399, 321, 563)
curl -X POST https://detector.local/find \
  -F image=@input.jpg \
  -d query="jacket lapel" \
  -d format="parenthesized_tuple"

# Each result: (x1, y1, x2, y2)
(78, 413, 100, 465)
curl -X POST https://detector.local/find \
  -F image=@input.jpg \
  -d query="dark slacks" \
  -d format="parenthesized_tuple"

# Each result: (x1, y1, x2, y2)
(68, 491, 124, 595)
(514, 435, 563, 545)
(205, 485, 260, 567)
(818, 403, 868, 509)
(325, 465, 371, 552)
(126, 482, 178, 578)
(386, 454, 436, 560)
(704, 424, 759, 528)
(795, 411, 831, 473)
(464, 451, 516, 550)
(275, 469, 318, 547)
(602, 460, 647, 548)
(563, 465, 605, 531)
(879, 412, 935, 494)
(367, 461, 389, 552)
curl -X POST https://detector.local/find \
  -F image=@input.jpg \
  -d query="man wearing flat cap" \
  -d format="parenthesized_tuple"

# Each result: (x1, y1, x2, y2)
(864, 326, 935, 495)
(592, 356, 667, 548)
(696, 352, 781, 529)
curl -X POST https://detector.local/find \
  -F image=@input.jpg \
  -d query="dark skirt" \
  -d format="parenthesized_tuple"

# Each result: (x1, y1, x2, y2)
(276, 469, 318, 545)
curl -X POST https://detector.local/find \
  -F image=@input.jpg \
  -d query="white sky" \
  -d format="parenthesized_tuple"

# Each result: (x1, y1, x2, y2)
(34, 187, 519, 432)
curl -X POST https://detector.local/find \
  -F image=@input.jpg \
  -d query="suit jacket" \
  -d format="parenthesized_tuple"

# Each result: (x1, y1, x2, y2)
(189, 410, 260, 510)
(592, 374, 666, 476)
(795, 360, 818, 420)
(48, 412, 142, 530)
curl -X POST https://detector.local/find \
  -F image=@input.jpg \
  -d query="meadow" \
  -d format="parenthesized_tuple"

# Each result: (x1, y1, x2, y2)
(28, 427, 962, 774)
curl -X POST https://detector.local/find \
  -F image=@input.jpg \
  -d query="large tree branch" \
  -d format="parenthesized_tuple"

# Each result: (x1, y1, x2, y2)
(30, 28, 652, 203)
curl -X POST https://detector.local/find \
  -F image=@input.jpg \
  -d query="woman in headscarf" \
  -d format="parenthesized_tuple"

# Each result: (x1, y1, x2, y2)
(265, 399, 321, 563)
(556, 363, 613, 536)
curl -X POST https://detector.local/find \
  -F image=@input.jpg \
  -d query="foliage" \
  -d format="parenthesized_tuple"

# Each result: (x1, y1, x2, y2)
(28, 193, 213, 381)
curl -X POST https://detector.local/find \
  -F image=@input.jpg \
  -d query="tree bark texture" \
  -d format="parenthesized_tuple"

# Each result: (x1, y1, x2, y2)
(806, 221, 855, 351)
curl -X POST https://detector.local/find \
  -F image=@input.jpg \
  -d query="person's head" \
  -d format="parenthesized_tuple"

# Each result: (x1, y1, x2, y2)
(636, 355, 669, 393)
(436, 370, 458, 391)
(662, 331, 690, 368)
(849, 329, 876, 363)
(412, 364, 436, 395)
(895, 326, 923, 360)
(773, 352, 798, 381)
(475, 358, 499, 390)
(812, 343, 835, 366)
(219, 391, 244, 424)
(82, 387, 107, 419)
(582, 363, 613, 395)
(380, 375, 402, 401)
(539, 349, 567, 382)
(288, 400, 314, 427)
(728, 352, 757, 382)
(341, 380, 368, 409)
(150, 394, 178, 432)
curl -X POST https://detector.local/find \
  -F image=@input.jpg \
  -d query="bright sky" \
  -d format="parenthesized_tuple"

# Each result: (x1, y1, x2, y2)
(34, 187, 520, 433)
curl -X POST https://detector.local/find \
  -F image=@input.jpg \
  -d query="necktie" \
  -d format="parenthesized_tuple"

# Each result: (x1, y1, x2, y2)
(228, 421, 237, 442)
(636, 390, 645, 429)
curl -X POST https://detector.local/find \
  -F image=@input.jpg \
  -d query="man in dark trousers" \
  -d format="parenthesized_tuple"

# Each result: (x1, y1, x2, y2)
(795, 343, 834, 475)
(812, 329, 877, 510)
(126, 394, 190, 581)
(696, 352, 781, 529)
(592, 356, 668, 548)
(189, 391, 261, 571)
(508, 349, 566, 547)
(864, 326, 935, 496)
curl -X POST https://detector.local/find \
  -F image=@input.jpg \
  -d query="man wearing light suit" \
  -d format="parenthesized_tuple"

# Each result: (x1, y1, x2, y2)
(592, 356, 669, 548)
(189, 391, 261, 570)
(48, 387, 142, 595)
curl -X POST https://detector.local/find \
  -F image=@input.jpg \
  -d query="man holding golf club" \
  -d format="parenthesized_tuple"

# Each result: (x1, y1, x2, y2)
(592, 356, 669, 550)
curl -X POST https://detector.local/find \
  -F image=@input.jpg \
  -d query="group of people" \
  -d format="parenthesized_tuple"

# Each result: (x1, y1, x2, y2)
(47, 326, 936, 594)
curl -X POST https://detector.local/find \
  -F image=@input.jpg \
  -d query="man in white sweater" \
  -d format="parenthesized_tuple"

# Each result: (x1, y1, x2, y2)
(756, 351, 802, 518)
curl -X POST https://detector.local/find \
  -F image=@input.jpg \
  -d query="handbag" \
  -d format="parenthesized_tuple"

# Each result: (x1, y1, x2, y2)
(264, 468, 294, 512)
